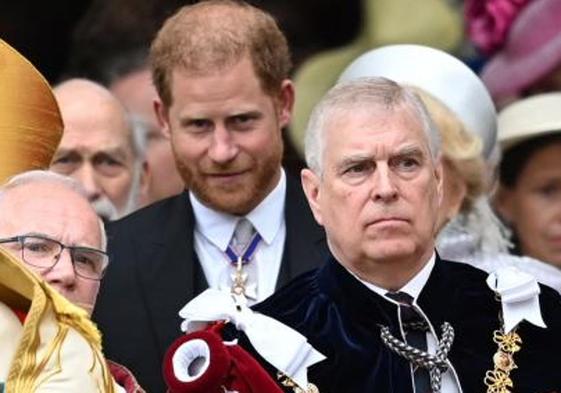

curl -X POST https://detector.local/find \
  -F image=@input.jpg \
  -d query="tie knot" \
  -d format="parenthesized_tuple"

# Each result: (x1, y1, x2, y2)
(231, 218, 255, 253)
(386, 291, 414, 306)
(387, 291, 428, 332)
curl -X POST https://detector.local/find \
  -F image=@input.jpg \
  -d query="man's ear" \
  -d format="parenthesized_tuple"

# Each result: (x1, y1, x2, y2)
(494, 185, 515, 223)
(277, 79, 295, 129)
(301, 168, 323, 226)
(154, 99, 171, 138)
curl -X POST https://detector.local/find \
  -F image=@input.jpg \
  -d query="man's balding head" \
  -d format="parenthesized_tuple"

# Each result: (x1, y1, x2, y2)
(0, 170, 107, 315)
(51, 78, 148, 220)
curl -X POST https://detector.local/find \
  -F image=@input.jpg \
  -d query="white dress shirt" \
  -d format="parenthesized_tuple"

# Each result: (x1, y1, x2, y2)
(352, 253, 462, 393)
(190, 170, 287, 304)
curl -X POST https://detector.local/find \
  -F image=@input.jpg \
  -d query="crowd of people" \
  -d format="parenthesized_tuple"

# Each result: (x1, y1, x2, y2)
(2, 0, 561, 392)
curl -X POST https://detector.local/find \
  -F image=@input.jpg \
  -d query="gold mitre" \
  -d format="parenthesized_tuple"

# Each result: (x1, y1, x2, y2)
(0, 247, 116, 392)
(0, 39, 63, 182)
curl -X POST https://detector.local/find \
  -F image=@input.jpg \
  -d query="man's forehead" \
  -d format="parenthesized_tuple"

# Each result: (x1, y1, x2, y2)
(57, 122, 133, 157)
(0, 185, 101, 244)
(325, 106, 428, 146)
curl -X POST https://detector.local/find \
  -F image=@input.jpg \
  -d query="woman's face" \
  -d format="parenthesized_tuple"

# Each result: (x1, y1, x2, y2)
(497, 142, 561, 267)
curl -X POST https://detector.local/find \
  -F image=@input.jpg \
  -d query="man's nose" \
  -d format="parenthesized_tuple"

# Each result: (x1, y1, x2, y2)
(73, 164, 102, 201)
(371, 165, 399, 202)
(208, 127, 239, 164)
(42, 249, 77, 290)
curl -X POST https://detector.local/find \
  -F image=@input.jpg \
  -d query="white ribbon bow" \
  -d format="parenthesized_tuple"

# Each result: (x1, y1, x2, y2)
(486, 266, 547, 333)
(178, 289, 326, 389)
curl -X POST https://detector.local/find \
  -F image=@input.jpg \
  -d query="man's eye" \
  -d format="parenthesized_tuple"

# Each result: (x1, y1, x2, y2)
(95, 156, 121, 166)
(24, 240, 54, 254)
(344, 162, 372, 175)
(94, 155, 125, 176)
(50, 155, 80, 174)
(73, 253, 96, 267)
(394, 157, 420, 171)
(229, 114, 257, 131)
(52, 156, 75, 164)
(184, 119, 212, 133)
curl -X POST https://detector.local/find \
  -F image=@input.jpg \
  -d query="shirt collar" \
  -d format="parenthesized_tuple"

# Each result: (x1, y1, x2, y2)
(190, 169, 286, 251)
(350, 252, 436, 302)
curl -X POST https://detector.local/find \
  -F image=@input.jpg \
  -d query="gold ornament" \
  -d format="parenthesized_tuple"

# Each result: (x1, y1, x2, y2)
(277, 372, 320, 393)
(231, 257, 248, 297)
(493, 330, 522, 353)
(492, 351, 517, 373)
(484, 329, 522, 393)
(484, 369, 513, 393)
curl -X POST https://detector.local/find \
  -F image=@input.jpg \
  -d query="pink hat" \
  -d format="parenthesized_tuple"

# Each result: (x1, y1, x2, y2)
(479, 0, 561, 102)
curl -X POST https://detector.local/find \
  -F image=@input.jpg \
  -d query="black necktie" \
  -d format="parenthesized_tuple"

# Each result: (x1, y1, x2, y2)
(386, 292, 432, 393)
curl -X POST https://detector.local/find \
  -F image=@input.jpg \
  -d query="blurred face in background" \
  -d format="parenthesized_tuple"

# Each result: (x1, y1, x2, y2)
(496, 142, 561, 268)
(52, 79, 146, 220)
(110, 68, 184, 205)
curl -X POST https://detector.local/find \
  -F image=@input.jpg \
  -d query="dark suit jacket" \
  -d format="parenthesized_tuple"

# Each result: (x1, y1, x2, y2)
(93, 175, 327, 393)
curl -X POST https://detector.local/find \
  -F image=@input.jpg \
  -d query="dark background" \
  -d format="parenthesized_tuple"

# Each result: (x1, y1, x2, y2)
(0, 0, 362, 83)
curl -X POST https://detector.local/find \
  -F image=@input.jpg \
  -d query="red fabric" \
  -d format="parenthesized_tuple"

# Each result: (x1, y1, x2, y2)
(163, 326, 283, 393)
(7, 305, 27, 324)
(107, 359, 146, 393)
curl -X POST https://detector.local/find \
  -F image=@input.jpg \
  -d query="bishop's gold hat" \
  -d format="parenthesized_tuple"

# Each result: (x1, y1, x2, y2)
(0, 39, 62, 182)
(0, 247, 116, 392)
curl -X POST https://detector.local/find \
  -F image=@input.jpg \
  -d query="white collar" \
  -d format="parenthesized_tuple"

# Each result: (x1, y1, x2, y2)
(351, 252, 436, 303)
(190, 169, 286, 251)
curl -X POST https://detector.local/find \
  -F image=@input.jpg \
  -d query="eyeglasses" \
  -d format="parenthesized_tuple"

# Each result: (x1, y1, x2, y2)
(0, 235, 109, 281)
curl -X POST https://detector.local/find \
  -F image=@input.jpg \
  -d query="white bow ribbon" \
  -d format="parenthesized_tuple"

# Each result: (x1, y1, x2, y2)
(178, 289, 326, 389)
(486, 266, 547, 333)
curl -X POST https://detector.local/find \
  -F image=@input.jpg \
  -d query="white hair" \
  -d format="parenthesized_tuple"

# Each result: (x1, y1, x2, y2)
(114, 114, 149, 218)
(0, 170, 107, 250)
(129, 114, 149, 162)
(304, 77, 441, 174)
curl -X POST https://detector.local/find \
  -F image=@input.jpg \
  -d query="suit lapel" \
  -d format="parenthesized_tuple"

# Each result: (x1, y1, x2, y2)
(135, 192, 202, 356)
(277, 174, 328, 288)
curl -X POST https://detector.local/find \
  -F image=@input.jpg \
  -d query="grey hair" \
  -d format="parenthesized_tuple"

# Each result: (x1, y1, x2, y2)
(117, 114, 149, 217)
(0, 170, 107, 251)
(129, 114, 149, 162)
(304, 77, 441, 174)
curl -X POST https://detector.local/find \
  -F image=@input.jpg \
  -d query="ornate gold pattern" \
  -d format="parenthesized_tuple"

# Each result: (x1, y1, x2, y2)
(484, 329, 522, 393)
(231, 257, 248, 297)
(277, 372, 320, 393)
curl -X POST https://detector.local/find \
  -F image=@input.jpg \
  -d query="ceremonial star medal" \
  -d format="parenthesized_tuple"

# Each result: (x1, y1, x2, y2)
(225, 232, 261, 299)
(231, 256, 248, 296)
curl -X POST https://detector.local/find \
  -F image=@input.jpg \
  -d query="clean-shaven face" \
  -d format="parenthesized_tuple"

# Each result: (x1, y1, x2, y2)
(0, 183, 103, 315)
(303, 105, 442, 274)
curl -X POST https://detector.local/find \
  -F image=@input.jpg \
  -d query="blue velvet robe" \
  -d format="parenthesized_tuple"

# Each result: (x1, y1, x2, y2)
(252, 255, 561, 393)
